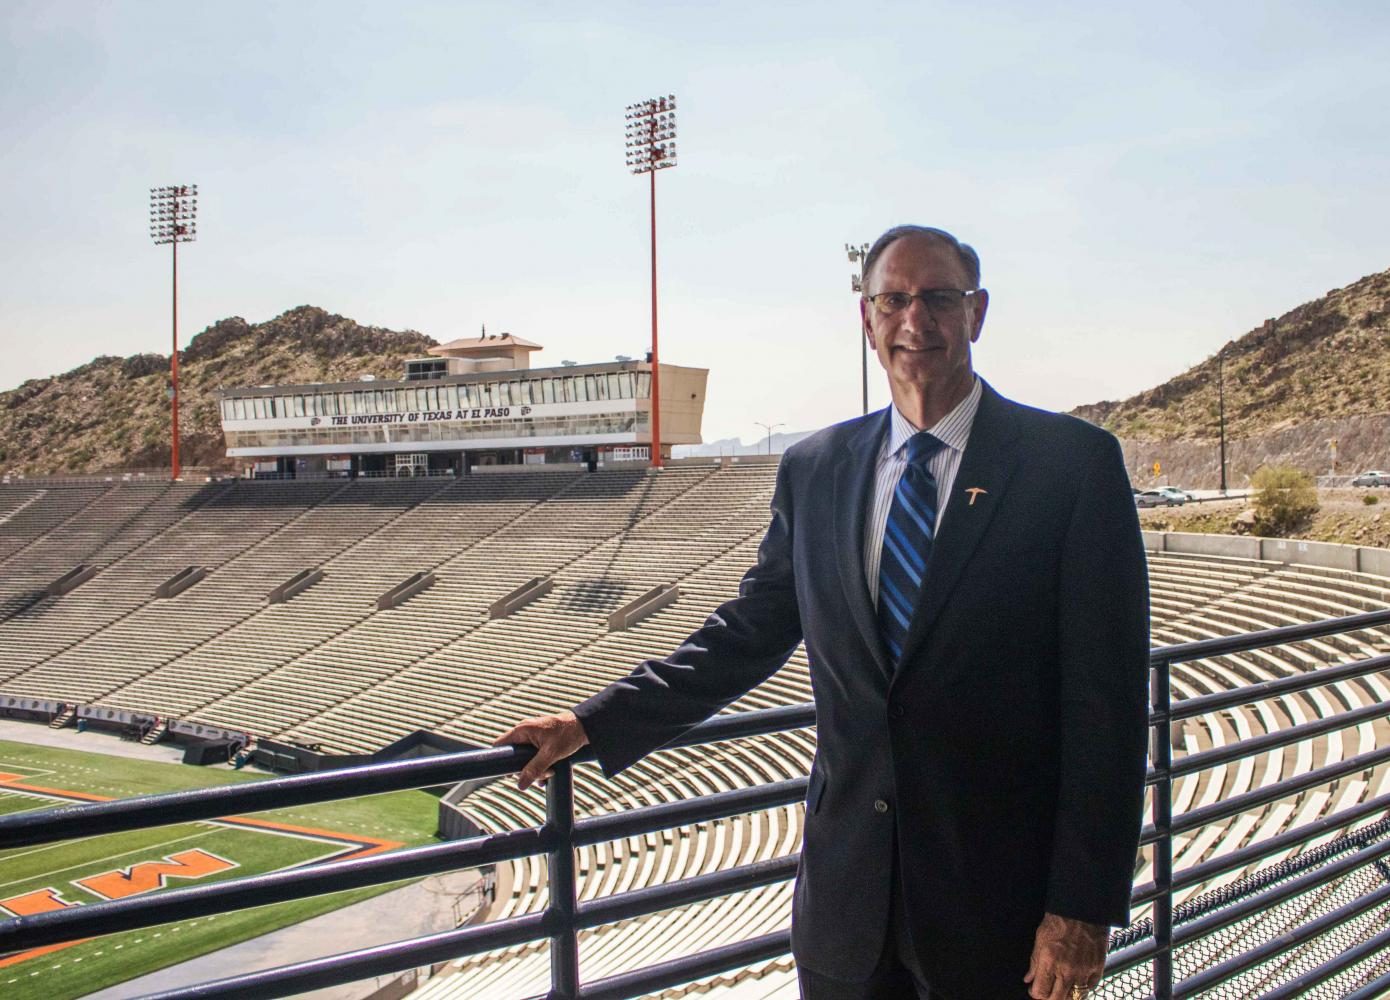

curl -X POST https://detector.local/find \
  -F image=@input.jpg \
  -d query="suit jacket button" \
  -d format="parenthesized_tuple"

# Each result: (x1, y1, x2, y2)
(874, 799, 890, 814)
(890, 704, 905, 720)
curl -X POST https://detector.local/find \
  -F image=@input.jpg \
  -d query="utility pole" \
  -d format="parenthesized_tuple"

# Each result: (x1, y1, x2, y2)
(846, 242, 870, 415)
(149, 185, 197, 481)
(625, 95, 677, 469)
(1217, 348, 1227, 494)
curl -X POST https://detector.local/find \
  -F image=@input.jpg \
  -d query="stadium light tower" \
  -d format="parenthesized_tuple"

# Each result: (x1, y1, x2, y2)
(149, 185, 197, 480)
(625, 94, 677, 469)
(846, 242, 870, 415)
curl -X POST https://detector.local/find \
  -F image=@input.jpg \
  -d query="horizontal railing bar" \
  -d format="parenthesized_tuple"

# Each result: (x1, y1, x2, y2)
(1142, 693, 1390, 788)
(0, 706, 820, 852)
(576, 929, 792, 1000)
(1100, 935, 1162, 977)
(1343, 963, 1390, 1000)
(1173, 744, 1390, 835)
(1149, 609, 1390, 664)
(0, 776, 814, 953)
(1129, 794, 1390, 906)
(1128, 877, 1160, 908)
(661, 702, 817, 746)
(0, 826, 550, 953)
(1167, 699, 1390, 780)
(0, 744, 544, 849)
(1169, 837, 1390, 949)
(139, 910, 551, 1000)
(1138, 743, 1390, 845)
(1174, 881, 1390, 997)
(577, 855, 799, 930)
(1169, 795, 1390, 895)
(1285, 914, 1390, 1000)
(1247, 924, 1390, 999)
(574, 778, 807, 846)
(1166, 653, 1390, 721)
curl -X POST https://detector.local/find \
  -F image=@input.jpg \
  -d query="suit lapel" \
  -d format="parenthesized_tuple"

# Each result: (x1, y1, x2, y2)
(897, 383, 1021, 669)
(833, 408, 893, 680)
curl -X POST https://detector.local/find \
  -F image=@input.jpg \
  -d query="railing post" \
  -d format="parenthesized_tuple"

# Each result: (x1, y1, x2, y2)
(1152, 657, 1175, 1000)
(547, 760, 579, 999)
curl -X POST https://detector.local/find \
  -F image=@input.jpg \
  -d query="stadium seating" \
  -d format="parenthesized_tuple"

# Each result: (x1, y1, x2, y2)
(4, 473, 1390, 997)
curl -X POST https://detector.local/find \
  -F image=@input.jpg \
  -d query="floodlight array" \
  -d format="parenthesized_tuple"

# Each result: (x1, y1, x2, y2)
(624, 95, 677, 174)
(149, 184, 198, 245)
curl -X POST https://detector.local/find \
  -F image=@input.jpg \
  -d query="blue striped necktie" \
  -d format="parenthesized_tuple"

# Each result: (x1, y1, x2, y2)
(878, 432, 945, 665)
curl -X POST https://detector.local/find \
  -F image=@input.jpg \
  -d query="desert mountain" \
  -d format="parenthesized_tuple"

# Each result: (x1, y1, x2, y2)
(0, 307, 435, 475)
(1071, 267, 1390, 486)
(1073, 268, 1390, 441)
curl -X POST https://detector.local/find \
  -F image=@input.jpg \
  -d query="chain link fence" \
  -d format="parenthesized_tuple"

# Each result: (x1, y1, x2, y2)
(1101, 818, 1390, 998)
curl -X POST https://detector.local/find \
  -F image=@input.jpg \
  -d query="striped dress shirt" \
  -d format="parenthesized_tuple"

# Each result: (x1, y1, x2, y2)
(863, 377, 983, 607)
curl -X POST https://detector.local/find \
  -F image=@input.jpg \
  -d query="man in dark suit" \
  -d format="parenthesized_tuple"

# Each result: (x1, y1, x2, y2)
(496, 225, 1150, 999)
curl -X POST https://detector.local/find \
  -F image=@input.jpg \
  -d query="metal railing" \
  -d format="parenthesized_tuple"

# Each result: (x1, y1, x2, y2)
(3, 612, 1390, 998)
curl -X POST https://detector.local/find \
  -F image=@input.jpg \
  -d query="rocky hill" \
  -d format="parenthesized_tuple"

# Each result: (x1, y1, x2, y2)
(1073, 267, 1390, 486)
(0, 307, 436, 476)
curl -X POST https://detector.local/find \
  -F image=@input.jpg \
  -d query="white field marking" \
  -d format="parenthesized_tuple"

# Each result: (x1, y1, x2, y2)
(205, 818, 358, 853)
(0, 827, 219, 894)
(0, 763, 59, 780)
(0, 803, 249, 868)
(0, 798, 53, 816)
(0, 817, 119, 864)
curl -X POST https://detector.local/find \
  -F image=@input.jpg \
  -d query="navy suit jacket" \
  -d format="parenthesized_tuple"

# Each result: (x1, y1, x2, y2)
(575, 382, 1150, 997)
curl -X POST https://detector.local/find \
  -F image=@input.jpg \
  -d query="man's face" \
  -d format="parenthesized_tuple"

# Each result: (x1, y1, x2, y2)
(860, 236, 988, 403)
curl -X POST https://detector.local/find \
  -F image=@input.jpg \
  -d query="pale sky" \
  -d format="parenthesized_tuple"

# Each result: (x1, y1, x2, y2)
(2, 1, 1387, 446)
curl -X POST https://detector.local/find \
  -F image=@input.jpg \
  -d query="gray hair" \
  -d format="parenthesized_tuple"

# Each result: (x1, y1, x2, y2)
(861, 225, 981, 292)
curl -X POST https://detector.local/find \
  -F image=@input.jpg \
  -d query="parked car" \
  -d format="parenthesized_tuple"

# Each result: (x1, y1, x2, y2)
(1352, 471, 1390, 487)
(1136, 487, 1189, 508)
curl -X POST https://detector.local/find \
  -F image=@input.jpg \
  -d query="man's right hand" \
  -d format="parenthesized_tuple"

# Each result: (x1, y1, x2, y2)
(492, 710, 590, 791)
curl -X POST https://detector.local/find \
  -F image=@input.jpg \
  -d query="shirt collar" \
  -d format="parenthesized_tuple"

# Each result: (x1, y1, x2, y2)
(885, 376, 983, 459)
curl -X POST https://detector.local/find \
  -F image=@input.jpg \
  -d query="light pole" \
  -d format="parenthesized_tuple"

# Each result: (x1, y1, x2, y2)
(625, 95, 677, 469)
(149, 185, 197, 481)
(846, 242, 870, 415)
(755, 422, 785, 456)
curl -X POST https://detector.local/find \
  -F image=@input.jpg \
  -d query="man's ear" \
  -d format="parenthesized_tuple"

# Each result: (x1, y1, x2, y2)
(860, 298, 877, 350)
(969, 289, 989, 343)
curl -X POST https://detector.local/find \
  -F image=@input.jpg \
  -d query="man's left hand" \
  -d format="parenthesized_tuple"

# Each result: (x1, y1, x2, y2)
(1023, 912, 1108, 999)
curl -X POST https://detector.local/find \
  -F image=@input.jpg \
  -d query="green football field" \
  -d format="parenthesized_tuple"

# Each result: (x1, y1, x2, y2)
(0, 738, 444, 1000)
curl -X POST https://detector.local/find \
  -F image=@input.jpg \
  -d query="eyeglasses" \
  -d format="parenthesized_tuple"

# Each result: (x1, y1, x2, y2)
(865, 289, 980, 319)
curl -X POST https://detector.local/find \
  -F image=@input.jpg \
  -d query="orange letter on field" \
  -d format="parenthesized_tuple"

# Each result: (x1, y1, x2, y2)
(76, 848, 236, 901)
(0, 887, 80, 916)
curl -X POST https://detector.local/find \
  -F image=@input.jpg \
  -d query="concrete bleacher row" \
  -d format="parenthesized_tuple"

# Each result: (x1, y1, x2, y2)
(3, 477, 1390, 997)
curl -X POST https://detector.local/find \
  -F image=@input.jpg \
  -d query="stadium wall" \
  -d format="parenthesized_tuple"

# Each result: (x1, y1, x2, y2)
(1143, 530, 1390, 574)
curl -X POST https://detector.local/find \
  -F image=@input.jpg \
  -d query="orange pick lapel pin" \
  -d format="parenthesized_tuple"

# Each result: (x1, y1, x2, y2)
(965, 487, 988, 506)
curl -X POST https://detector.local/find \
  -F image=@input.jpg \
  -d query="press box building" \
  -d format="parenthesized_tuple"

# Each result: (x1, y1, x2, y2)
(217, 334, 709, 477)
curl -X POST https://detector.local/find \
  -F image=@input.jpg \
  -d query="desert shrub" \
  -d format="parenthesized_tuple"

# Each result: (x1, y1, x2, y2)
(1365, 494, 1380, 506)
(1251, 466, 1319, 537)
